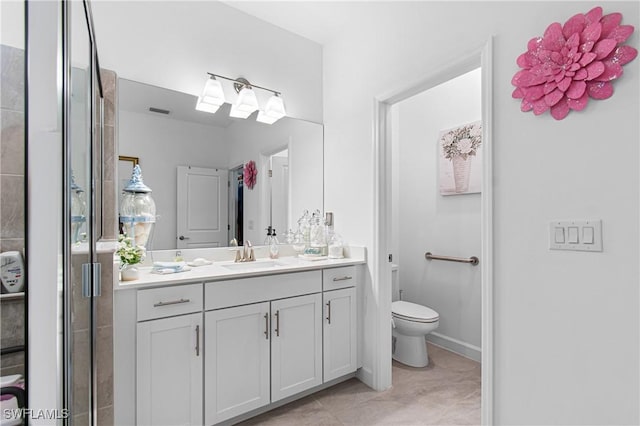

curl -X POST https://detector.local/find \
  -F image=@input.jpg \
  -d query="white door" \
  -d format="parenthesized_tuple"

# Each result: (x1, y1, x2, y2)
(271, 293, 322, 402)
(270, 155, 289, 236)
(177, 166, 228, 248)
(136, 313, 203, 426)
(205, 302, 270, 425)
(323, 287, 357, 382)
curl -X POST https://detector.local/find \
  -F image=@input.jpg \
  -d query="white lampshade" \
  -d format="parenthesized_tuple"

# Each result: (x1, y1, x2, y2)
(202, 77, 225, 106)
(195, 96, 221, 113)
(256, 95, 286, 124)
(229, 87, 258, 119)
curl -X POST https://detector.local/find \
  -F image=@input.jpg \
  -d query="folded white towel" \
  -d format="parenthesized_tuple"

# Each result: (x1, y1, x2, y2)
(153, 261, 186, 271)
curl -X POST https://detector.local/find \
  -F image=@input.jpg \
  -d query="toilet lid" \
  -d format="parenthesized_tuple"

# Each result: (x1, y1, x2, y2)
(392, 301, 439, 323)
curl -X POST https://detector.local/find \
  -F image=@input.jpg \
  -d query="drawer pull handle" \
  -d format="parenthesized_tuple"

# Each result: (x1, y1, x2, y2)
(332, 276, 353, 282)
(153, 298, 190, 307)
(274, 310, 280, 337)
(264, 313, 269, 340)
(195, 325, 200, 357)
(326, 300, 331, 324)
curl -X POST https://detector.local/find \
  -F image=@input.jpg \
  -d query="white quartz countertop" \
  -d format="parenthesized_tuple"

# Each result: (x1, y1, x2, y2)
(116, 250, 366, 290)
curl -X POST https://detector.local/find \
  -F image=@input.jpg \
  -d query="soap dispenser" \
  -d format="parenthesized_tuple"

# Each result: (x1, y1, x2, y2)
(269, 229, 279, 259)
(264, 226, 274, 245)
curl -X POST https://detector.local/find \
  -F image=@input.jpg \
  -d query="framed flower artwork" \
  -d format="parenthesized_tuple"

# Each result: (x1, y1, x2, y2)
(438, 121, 482, 195)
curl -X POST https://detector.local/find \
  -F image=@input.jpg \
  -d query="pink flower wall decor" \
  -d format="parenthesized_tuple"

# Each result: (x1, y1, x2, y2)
(512, 6, 637, 120)
(243, 160, 257, 190)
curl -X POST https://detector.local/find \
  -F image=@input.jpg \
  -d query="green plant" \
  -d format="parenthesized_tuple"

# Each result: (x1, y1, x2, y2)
(116, 234, 145, 266)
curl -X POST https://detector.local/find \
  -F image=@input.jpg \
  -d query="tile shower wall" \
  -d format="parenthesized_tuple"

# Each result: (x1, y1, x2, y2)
(1, 44, 26, 377)
(100, 69, 118, 241)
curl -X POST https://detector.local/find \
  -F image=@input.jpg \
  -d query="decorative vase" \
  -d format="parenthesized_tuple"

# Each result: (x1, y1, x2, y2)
(452, 156, 472, 193)
(121, 264, 139, 281)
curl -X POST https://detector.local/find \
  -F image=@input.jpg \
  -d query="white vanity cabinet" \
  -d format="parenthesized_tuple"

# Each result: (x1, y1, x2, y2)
(270, 293, 323, 402)
(322, 266, 358, 382)
(137, 313, 203, 426)
(323, 287, 357, 382)
(115, 258, 365, 426)
(204, 272, 323, 424)
(136, 283, 204, 426)
(204, 302, 271, 425)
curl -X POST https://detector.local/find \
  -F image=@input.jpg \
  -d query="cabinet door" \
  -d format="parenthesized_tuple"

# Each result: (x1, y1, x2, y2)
(323, 287, 357, 382)
(205, 302, 270, 425)
(271, 293, 322, 402)
(137, 313, 203, 426)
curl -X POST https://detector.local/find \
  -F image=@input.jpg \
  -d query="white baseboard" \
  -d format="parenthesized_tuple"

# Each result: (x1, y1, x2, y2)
(426, 332, 481, 363)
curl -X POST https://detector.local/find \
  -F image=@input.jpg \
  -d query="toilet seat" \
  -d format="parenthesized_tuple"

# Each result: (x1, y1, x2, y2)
(392, 301, 439, 323)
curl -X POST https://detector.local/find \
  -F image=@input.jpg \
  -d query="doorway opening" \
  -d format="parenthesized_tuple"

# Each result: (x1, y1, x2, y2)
(229, 165, 244, 245)
(374, 40, 493, 424)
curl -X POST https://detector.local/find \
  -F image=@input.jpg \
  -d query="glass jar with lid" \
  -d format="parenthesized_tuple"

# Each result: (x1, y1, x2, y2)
(119, 165, 156, 249)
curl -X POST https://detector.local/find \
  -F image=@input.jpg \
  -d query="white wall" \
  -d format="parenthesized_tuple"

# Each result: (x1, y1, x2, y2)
(322, 2, 639, 424)
(1, 0, 24, 49)
(227, 118, 323, 244)
(91, 1, 323, 123)
(395, 68, 482, 358)
(119, 110, 229, 249)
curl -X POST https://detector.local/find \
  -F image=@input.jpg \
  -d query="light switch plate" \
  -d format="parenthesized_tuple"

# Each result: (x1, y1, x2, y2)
(549, 220, 602, 252)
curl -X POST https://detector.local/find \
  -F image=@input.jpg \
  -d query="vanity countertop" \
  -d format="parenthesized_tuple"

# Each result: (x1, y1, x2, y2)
(116, 248, 366, 290)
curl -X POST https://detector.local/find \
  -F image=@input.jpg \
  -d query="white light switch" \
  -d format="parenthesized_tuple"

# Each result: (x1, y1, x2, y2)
(583, 227, 594, 244)
(554, 227, 565, 243)
(567, 227, 579, 244)
(549, 220, 603, 252)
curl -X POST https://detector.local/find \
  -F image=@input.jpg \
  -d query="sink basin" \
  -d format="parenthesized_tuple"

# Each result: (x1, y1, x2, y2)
(221, 260, 285, 271)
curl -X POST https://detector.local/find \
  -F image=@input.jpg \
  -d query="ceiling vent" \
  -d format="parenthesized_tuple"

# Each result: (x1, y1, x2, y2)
(149, 107, 170, 115)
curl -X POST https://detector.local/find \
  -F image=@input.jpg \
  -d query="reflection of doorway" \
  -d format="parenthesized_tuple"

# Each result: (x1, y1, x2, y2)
(229, 166, 244, 244)
(269, 149, 289, 238)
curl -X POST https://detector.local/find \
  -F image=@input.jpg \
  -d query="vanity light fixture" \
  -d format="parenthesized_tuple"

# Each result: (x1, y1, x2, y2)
(197, 73, 286, 124)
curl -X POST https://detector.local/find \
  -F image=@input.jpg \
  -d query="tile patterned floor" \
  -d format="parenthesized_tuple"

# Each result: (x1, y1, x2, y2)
(239, 343, 481, 425)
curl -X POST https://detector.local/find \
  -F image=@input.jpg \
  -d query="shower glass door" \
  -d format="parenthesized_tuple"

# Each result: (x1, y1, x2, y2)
(66, 0, 103, 423)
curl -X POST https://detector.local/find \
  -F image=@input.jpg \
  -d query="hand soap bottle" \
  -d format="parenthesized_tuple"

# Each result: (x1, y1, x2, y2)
(269, 229, 279, 259)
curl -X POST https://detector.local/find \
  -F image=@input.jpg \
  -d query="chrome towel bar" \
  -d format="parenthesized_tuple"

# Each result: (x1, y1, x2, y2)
(425, 252, 479, 266)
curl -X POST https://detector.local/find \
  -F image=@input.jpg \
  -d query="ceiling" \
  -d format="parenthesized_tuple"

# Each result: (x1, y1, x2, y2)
(222, 1, 360, 45)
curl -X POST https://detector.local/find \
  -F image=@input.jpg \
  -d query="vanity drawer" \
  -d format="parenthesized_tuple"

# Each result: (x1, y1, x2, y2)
(137, 283, 203, 322)
(205, 270, 321, 310)
(323, 266, 357, 291)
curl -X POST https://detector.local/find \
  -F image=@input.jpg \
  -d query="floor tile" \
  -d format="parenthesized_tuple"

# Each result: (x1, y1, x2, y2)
(237, 343, 480, 425)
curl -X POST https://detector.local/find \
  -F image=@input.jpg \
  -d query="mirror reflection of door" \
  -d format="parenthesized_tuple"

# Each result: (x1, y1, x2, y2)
(228, 166, 244, 245)
(269, 150, 289, 238)
(176, 166, 229, 248)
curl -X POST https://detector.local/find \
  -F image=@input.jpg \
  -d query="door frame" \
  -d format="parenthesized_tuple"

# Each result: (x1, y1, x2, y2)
(373, 38, 493, 424)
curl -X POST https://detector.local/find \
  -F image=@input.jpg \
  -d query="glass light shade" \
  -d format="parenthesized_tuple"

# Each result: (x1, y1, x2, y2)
(256, 95, 286, 124)
(195, 96, 221, 114)
(202, 77, 225, 106)
(229, 87, 258, 118)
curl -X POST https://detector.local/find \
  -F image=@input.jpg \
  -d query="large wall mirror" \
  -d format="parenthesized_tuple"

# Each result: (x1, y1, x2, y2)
(118, 79, 323, 250)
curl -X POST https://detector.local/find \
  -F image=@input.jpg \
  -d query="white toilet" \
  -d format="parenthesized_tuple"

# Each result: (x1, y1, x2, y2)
(391, 265, 440, 368)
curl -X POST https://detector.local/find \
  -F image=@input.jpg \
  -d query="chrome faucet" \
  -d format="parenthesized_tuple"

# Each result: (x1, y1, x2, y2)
(232, 240, 255, 262)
